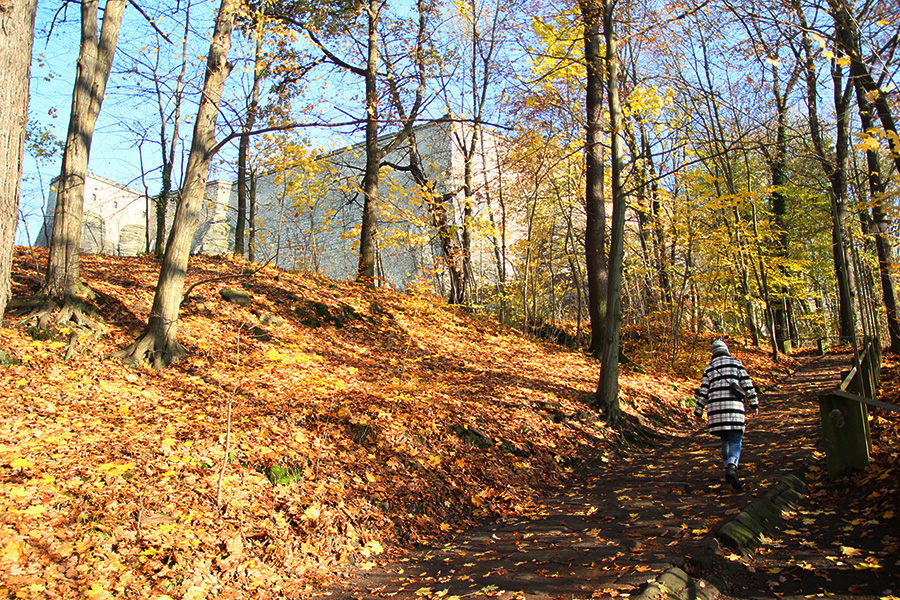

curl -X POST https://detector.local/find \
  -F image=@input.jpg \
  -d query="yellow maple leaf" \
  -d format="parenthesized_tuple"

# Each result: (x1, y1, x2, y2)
(10, 458, 31, 469)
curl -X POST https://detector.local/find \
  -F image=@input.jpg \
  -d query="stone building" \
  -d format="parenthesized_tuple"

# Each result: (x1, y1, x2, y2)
(36, 120, 513, 293)
(36, 175, 235, 257)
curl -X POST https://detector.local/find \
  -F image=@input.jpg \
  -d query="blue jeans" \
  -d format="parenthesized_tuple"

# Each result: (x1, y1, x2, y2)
(718, 430, 743, 468)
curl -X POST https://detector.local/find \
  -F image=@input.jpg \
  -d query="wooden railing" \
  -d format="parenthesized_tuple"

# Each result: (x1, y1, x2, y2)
(818, 336, 895, 477)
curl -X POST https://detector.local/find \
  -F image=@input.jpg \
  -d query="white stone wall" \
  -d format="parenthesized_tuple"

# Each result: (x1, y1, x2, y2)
(235, 120, 515, 290)
(37, 174, 151, 256)
(39, 176, 237, 258)
(36, 121, 517, 294)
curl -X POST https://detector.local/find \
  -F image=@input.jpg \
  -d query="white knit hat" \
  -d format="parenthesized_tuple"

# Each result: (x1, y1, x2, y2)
(711, 340, 729, 356)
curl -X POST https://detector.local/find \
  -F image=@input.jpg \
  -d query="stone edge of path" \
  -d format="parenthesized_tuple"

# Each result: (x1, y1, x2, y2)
(633, 566, 719, 600)
(714, 473, 807, 555)
(632, 473, 807, 600)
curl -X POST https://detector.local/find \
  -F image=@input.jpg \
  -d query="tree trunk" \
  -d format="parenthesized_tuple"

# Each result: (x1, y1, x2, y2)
(794, 1, 855, 342)
(640, 124, 671, 306)
(828, 0, 900, 352)
(828, 63, 856, 343)
(580, 0, 608, 358)
(623, 119, 656, 314)
(235, 23, 264, 258)
(0, 0, 37, 322)
(112, 0, 238, 368)
(461, 125, 477, 302)
(852, 76, 900, 352)
(594, 0, 623, 423)
(40, 0, 125, 324)
(249, 167, 257, 263)
(357, 0, 381, 282)
(154, 1, 191, 258)
(768, 66, 790, 356)
(404, 131, 467, 303)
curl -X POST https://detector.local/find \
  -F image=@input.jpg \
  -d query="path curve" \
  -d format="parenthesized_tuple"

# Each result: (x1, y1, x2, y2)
(325, 354, 848, 600)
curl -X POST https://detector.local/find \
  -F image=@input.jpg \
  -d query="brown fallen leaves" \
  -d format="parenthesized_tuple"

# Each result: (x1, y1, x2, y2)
(1, 248, 784, 599)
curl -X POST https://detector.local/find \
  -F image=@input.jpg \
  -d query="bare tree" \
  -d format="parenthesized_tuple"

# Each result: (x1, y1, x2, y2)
(272, 0, 428, 284)
(234, 9, 269, 259)
(151, 0, 192, 257)
(113, 0, 239, 368)
(827, 0, 900, 352)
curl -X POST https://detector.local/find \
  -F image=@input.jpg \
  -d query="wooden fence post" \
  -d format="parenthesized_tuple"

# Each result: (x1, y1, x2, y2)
(818, 392, 871, 477)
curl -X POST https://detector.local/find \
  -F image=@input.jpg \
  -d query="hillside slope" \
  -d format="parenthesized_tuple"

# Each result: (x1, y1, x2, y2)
(0, 249, 782, 599)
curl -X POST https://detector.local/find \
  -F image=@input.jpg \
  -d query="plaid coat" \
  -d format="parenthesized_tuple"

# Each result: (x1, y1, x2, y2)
(694, 353, 759, 433)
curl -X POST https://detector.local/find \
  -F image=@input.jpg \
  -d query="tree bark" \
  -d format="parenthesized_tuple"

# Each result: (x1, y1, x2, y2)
(828, 63, 856, 343)
(154, 0, 191, 258)
(235, 18, 265, 258)
(113, 0, 238, 368)
(852, 72, 900, 352)
(793, 1, 855, 342)
(828, 0, 900, 352)
(357, 0, 381, 282)
(594, 0, 623, 423)
(580, 0, 608, 358)
(0, 0, 37, 322)
(767, 63, 790, 356)
(403, 132, 468, 303)
(41, 0, 126, 323)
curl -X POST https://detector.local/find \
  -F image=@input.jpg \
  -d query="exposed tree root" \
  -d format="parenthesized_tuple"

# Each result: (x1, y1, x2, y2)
(8, 286, 103, 337)
(111, 327, 187, 370)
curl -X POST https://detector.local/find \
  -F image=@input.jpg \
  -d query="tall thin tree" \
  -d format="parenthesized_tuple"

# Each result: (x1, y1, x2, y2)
(31, 0, 126, 328)
(594, 0, 624, 422)
(0, 0, 38, 323)
(114, 0, 239, 368)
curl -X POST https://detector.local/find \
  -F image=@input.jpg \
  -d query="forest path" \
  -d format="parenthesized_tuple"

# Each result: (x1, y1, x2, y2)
(322, 353, 886, 600)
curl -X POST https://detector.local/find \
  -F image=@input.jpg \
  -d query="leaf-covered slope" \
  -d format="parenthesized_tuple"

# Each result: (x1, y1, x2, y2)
(0, 249, 761, 599)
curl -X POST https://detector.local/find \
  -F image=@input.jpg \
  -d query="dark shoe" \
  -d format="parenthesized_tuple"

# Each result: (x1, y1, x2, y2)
(725, 465, 742, 490)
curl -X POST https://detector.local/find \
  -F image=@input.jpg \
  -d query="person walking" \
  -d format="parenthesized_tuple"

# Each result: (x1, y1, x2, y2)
(693, 340, 759, 490)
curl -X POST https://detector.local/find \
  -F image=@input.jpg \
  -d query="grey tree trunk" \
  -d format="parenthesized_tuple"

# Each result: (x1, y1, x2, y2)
(828, 66, 856, 343)
(0, 0, 37, 322)
(594, 0, 624, 423)
(852, 70, 900, 352)
(357, 0, 381, 282)
(235, 22, 265, 258)
(113, 0, 238, 368)
(354, 0, 426, 283)
(154, 0, 191, 258)
(43, 0, 126, 321)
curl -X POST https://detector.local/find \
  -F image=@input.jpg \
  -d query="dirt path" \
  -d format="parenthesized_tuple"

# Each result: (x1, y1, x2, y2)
(323, 354, 896, 600)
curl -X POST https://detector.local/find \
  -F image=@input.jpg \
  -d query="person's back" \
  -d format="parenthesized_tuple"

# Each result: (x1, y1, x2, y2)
(693, 340, 759, 490)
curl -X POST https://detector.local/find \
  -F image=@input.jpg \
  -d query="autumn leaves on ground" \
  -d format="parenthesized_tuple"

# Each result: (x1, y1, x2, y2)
(0, 248, 894, 600)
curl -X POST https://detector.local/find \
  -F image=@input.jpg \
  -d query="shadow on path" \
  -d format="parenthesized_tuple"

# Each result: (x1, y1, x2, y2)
(324, 355, 853, 600)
